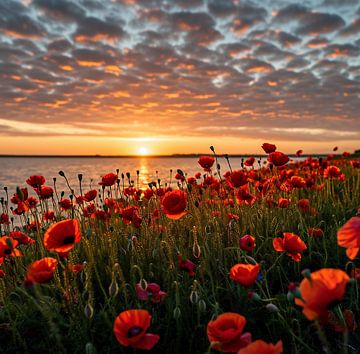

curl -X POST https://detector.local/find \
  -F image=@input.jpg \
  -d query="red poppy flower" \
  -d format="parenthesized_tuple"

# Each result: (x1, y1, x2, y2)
(237, 340, 283, 354)
(295, 268, 350, 321)
(84, 189, 98, 202)
(235, 185, 256, 205)
(113, 309, 159, 350)
(278, 198, 290, 208)
(0, 213, 9, 225)
(24, 257, 58, 286)
(26, 197, 38, 209)
(298, 198, 310, 212)
(43, 211, 55, 221)
(308, 227, 324, 238)
(59, 198, 72, 210)
(239, 235, 256, 251)
(43, 219, 81, 253)
(143, 189, 154, 200)
(178, 254, 196, 276)
(136, 282, 167, 303)
(34, 185, 54, 199)
(244, 157, 255, 167)
(323, 166, 342, 179)
(175, 173, 185, 181)
(99, 173, 118, 186)
(227, 213, 239, 221)
(198, 156, 215, 171)
(227, 170, 248, 189)
(0, 237, 22, 257)
(8, 231, 35, 245)
(262, 143, 277, 154)
(343, 152, 350, 157)
(337, 217, 360, 259)
(268, 152, 289, 166)
(207, 312, 251, 352)
(290, 176, 306, 188)
(161, 190, 187, 220)
(229, 263, 260, 287)
(26, 175, 45, 188)
(273, 232, 307, 261)
(67, 263, 84, 273)
(296, 150, 303, 157)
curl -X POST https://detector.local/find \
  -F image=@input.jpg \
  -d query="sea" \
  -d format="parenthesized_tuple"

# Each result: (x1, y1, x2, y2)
(0, 156, 304, 197)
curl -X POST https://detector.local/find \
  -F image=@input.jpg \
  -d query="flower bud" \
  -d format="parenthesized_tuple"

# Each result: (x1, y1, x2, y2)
(173, 307, 181, 319)
(197, 299, 207, 313)
(266, 303, 280, 313)
(189, 290, 199, 304)
(84, 303, 94, 319)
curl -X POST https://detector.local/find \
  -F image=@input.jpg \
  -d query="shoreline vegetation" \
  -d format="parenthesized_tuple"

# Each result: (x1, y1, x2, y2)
(0, 143, 359, 354)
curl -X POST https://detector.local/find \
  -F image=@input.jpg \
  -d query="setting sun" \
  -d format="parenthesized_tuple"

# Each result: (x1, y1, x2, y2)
(138, 147, 149, 156)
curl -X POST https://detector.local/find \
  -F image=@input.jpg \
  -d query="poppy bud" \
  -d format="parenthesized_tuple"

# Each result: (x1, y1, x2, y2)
(209, 146, 214, 152)
(84, 302, 94, 319)
(247, 291, 261, 301)
(85, 342, 97, 354)
(190, 290, 199, 304)
(197, 299, 207, 312)
(266, 303, 280, 313)
(58, 171, 65, 177)
(78, 174, 83, 181)
(109, 279, 119, 297)
(173, 307, 181, 319)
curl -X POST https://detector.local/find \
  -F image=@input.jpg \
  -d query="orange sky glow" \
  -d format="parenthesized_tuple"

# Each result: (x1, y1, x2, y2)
(0, 0, 359, 155)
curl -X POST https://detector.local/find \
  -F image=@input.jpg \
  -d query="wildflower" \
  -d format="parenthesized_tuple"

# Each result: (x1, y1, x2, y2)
(43, 210, 55, 221)
(207, 312, 251, 352)
(34, 186, 54, 199)
(229, 263, 260, 287)
(24, 257, 58, 286)
(237, 340, 283, 354)
(198, 156, 215, 171)
(43, 219, 81, 253)
(307, 227, 324, 238)
(295, 268, 350, 321)
(178, 254, 196, 276)
(84, 190, 97, 202)
(235, 185, 256, 205)
(161, 190, 187, 220)
(323, 166, 342, 179)
(227, 213, 239, 221)
(26, 175, 45, 188)
(59, 198, 72, 210)
(343, 152, 350, 157)
(239, 235, 256, 251)
(99, 173, 118, 186)
(298, 199, 310, 212)
(0, 213, 9, 225)
(0, 237, 21, 257)
(273, 233, 307, 261)
(67, 263, 84, 273)
(8, 231, 35, 245)
(290, 176, 306, 188)
(113, 309, 159, 350)
(268, 152, 289, 167)
(244, 157, 255, 167)
(135, 282, 167, 303)
(337, 217, 360, 259)
(278, 198, 290, 208)
(324, 309, 357, 332)
(262, 143, 276, 154)
(226, 171, 248, 189)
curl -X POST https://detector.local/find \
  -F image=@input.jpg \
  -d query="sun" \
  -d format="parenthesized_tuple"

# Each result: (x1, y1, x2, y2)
(138, 146, 149, 156)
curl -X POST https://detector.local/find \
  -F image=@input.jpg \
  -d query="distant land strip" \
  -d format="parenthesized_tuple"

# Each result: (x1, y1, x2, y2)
(0, 154, 333, 158)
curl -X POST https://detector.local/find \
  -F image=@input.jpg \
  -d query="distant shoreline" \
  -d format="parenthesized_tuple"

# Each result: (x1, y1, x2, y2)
(0, 154, 330, 158)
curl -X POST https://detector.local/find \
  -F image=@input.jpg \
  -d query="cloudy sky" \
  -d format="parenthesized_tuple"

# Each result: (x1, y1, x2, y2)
(0, 0, 359, 155)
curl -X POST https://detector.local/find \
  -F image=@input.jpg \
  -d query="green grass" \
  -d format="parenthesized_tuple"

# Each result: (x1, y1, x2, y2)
(0, 157, 359, 354)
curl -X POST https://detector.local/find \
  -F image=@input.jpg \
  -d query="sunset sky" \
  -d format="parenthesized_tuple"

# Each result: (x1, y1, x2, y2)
(0, 0, 359, 155)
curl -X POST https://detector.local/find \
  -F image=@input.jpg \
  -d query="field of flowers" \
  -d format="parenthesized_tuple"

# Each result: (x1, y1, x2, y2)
(0, 143, 359, 354)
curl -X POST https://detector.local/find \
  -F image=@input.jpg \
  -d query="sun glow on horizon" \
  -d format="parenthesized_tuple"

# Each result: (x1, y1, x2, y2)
(138, 146, 149, 156)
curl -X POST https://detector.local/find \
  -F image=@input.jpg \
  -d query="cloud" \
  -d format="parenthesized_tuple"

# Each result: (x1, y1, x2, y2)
(0, 0, 358, 150)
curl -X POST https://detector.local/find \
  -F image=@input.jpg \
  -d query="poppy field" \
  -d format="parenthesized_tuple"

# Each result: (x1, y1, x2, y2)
(0, 144, 359, 354)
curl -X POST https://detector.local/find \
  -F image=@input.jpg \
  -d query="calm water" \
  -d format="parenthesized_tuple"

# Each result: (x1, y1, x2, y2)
(0, 156, 267, 196)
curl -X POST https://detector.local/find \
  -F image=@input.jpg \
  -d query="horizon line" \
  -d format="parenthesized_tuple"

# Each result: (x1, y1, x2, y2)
(0, 153, 335, 158)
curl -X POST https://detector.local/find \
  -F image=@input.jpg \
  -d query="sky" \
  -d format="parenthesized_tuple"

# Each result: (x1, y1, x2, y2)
(0, 0, 359, 156)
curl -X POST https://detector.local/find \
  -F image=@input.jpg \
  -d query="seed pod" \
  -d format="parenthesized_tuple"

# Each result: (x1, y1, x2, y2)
(173, 307, 181, 320)
(84, 302, 94, 319)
